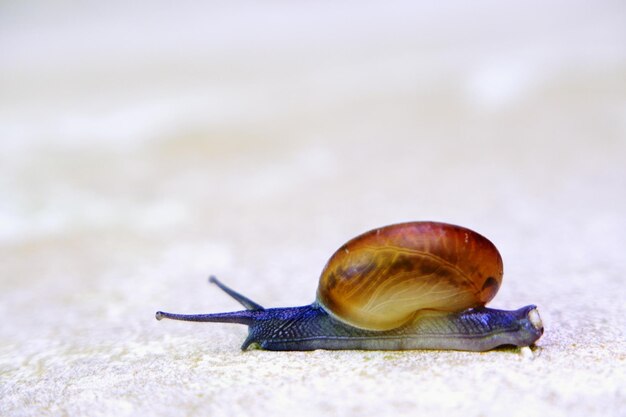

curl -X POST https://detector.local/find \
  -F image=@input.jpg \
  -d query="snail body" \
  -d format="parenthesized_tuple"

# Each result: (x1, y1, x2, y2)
(156, 222, 544, 351)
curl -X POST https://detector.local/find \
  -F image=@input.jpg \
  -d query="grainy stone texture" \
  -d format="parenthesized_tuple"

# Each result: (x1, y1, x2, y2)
(1, 1, 625, 416)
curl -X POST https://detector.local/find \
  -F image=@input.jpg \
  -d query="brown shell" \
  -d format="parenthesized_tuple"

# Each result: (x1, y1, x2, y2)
(316, 222, 503, 330)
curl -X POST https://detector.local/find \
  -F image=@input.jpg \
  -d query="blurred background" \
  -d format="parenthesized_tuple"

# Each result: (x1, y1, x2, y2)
(1, 1, 625, 416)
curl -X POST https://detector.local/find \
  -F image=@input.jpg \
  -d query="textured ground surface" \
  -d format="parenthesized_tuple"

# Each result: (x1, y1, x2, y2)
(1, 1, 625, 416)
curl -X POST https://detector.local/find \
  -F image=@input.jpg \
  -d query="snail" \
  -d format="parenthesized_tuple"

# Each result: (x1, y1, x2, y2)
(156, 222, 544, 351)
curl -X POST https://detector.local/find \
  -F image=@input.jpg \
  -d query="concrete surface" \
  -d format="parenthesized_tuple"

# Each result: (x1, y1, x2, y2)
(1, 1, 625, 416)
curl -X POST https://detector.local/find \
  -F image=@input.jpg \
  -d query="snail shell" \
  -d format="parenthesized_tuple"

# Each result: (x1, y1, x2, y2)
(316, 222, 503, 330)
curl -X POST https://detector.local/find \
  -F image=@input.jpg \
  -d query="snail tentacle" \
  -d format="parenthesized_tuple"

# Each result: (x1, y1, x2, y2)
(155, 309, 256, 326)
(209, 275, 264, 311)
